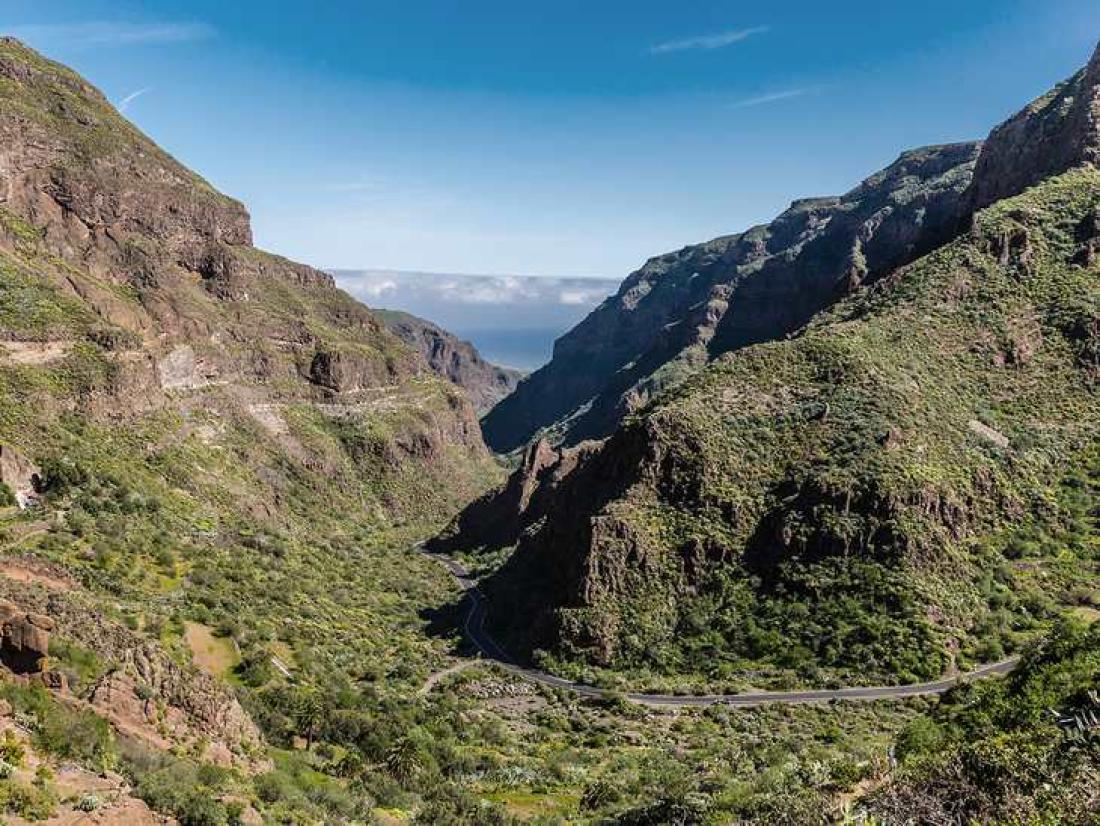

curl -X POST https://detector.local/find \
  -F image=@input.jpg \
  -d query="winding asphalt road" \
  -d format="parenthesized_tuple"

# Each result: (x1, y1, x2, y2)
(422, 547, 1018, 707)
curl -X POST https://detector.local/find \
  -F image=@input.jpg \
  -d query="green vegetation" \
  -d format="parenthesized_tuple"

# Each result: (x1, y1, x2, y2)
(0, 682, 115, 771)
(0, 251, 97, 340)
(0, 32, 1093, 824)
(0, 38, 232, 200)
(866, 618, 1099, 823)
(490, 167, 1100, 693)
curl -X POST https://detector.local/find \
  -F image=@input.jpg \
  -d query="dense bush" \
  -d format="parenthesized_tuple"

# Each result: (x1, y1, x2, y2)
(867, 619, 1100, 824)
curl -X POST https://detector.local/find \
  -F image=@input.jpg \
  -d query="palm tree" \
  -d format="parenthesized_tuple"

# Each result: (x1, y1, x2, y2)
(384, 737, 422, 784)
(291, 688, 323, 751)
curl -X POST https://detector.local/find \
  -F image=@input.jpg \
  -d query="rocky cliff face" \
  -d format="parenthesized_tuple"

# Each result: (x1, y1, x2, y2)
(0, 37, 494, 490)
(377, 309, 523, 414)
(966, 44, 1100, 211)
(430, 437, 602, 553)
(461, 43, 1100, 685)
(482, 141, 980, 452)
(0, 35, 420, 404)
(0, 599, 52, 675)
(483, 45, 1100, 456)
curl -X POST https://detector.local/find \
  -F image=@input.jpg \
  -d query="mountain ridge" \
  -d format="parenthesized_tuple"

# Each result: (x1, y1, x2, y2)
(447, 41, 1100, 691)
(375, 308, 523, 414)
(483, 42, 1100, 454)
(0, 36, 503, 820)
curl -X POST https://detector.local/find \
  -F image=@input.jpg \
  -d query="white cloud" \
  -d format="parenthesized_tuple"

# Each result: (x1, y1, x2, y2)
(559, 288, 606, 305)
(730, 88, 810, 108)
(118, 87, 150, 113)
(7, 21, 215, 49)
(334, 270, 617, 309)
(358, 279, 398, 298)
(441, 276, 541, 305)
(651, 25, 768, 55)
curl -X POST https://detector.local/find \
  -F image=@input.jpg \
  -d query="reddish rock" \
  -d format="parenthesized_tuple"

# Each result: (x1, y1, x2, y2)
(0, 601, 52, 674)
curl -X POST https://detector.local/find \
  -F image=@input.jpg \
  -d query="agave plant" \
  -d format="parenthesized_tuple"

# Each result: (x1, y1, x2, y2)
(1050, 689, 1100, 744)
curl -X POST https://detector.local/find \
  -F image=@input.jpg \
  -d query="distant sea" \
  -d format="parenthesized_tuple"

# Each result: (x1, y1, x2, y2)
(446, 328, 561, 372)
(330, 269, 620, 372)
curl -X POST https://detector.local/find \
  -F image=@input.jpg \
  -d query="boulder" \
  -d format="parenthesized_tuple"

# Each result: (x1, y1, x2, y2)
(0, 445, 41, 509)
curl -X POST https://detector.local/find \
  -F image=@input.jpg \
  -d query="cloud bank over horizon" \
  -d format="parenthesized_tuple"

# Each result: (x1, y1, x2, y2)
(330, 269, 619, 370)
(334, 269, 617, 311)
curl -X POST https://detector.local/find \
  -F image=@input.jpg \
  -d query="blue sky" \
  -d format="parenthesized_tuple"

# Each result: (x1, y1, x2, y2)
(3, 2, 1098, 278)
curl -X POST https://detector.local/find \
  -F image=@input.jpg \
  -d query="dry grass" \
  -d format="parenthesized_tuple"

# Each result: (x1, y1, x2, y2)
(183, 621, 239, 678)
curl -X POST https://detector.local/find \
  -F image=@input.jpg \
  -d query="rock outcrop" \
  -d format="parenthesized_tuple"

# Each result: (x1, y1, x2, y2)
(431, 437, 601, 552)
(0, 577, 264, 766)
(965, 41, 1100, 212)
(0, 600, 52, 674)
(377, 310, 523, 414)
(0, 445, 40, 508)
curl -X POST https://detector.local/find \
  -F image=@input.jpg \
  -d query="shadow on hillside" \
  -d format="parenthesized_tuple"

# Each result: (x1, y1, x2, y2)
(418, 591, 479, 658)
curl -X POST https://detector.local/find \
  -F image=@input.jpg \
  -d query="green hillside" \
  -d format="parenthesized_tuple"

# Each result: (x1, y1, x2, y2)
(486, 166, 1100, 690)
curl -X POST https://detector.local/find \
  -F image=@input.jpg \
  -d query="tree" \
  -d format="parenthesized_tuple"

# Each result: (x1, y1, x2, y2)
(291, 688, 323, 751)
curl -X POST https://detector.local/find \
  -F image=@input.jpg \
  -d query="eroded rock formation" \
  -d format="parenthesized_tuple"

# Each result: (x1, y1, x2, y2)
(0, 600, 52, 674)
(0, 445, 41, 508)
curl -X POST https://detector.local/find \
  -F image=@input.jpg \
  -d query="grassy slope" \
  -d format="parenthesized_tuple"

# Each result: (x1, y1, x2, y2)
(0, 37, 508, 823)
(0, 225, 505, 822)
(499, 167, 1098, 689)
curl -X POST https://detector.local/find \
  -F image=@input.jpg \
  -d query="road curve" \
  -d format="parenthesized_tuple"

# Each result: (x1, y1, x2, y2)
(421, 547, 1018, 707)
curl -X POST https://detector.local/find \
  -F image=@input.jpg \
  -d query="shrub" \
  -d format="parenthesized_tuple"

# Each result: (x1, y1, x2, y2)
(135, 762, 229, 826)
(0, 778, 56, 820)
(254, 770, 293, 804)
(38, 457, 89, 494)
(581, 777, 619, 810)
(225, 799, 246, 825)
(47, 638, 103, 691)
(0, 682, 115, 771)
(33, 702, 114, 770)
(75, 793, 101, 812)
(0, 731, 24, 767)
